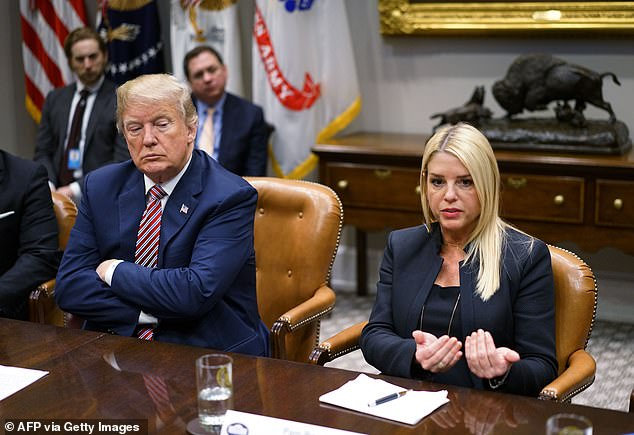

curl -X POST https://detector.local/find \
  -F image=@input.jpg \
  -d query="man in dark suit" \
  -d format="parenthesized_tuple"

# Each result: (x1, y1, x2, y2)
(184, 45, 269, 176)
(55, 74, 269, 356)
(34, 27, 129, 204)
(0, 150, 60, 319)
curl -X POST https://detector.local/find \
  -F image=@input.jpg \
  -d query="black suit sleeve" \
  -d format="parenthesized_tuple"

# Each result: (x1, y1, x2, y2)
(0, 164, 61, 318)
(360, 232, 420, 378)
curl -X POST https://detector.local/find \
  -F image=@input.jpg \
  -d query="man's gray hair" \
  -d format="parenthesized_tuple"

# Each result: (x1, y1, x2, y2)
(116, 74, 197, 132)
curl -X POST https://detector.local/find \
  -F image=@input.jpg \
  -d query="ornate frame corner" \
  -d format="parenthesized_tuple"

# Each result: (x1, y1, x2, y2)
(379, 0, 634, 35)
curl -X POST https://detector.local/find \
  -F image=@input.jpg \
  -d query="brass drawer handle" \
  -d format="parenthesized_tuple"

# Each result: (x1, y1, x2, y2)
(553, 195, 564, 206)
(374, 169, 392, 180)
(614, 198, 623, 210)
(507, 177, 527, 189)
(336, 179, 349, 190)
(415, 185, 421, 195)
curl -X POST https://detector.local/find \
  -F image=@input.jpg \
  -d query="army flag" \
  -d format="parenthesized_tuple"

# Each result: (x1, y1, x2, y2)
(252, 0, 361, 179)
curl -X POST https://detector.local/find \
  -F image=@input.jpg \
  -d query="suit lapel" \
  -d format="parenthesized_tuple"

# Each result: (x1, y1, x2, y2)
(119, 173, 146, 261)
(84, 81, 112, 153)
(54, 85, 77, 166)
(159, 153, 203, 258)
(58, 85, 75, 126)
(405, 240, 442, 331)
(459, 259, 485, 389)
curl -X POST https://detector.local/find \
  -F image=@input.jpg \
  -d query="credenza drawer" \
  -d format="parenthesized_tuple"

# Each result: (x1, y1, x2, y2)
(595, 180, 634, 228)
(326, 163, 421, 211)
(500, 174, 584, 223)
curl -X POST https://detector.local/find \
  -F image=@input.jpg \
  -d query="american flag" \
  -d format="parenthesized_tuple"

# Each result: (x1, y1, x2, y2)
(19, 0, 87, 123)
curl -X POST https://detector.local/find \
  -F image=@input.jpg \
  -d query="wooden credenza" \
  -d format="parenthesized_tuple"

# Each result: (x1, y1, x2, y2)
(313, 132, 634, 295)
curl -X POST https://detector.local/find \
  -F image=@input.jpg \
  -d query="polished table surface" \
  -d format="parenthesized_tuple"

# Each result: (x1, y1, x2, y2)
(1, 319, 632, 434)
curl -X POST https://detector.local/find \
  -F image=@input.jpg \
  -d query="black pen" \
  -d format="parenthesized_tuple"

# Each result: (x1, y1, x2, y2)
(367, 389, 411, 407)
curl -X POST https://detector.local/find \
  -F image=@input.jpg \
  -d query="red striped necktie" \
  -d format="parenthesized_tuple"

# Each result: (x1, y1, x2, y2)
(143, 374, 175, 423)
(135, 184, 167, 340)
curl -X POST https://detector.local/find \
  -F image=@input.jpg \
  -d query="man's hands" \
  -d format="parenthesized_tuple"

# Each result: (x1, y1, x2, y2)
(413, 329, 520, 378)
(96, 259, 120, 282)
(55, 185, 74, 200)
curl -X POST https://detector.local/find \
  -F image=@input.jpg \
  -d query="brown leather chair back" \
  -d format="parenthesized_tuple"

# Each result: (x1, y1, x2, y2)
(245, 177, 343, 361)
(29, 192, 77, 326)
(548, 245, 597, 375)
(51, 191, 78, 249)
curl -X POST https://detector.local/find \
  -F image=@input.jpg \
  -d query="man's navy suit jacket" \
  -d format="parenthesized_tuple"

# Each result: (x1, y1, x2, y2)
(55, 150, 269, 356)
(34, 79, 129, 188)
(195, 92, 269, 176)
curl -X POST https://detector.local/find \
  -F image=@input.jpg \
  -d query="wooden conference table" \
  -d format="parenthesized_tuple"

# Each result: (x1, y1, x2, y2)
(1, 319, 632, 434)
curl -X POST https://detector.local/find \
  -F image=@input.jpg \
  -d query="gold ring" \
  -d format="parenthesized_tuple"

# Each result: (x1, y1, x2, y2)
(437, 362, 445, 369)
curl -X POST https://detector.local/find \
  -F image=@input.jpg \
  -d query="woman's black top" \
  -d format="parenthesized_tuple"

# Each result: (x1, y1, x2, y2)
(415, 284, 473, 388)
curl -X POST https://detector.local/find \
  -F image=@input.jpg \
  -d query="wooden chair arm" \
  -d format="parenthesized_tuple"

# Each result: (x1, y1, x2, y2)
(539, 349, 596, 402)
(309, 321, 368, 365)
(31, 278, 55, 299)
(271, 285, 336, 333)
(270, 285, 335, 361)
(29, 279, 65, 327)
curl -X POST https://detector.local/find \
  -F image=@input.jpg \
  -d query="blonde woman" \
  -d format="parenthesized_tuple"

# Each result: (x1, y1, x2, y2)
(360, 123, 557, 396)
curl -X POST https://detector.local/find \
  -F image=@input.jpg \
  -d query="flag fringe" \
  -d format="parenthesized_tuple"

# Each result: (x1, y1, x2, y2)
(25, 95, 41, 124)
(271, 96, 362, 179)
(317, 96, 362, 143)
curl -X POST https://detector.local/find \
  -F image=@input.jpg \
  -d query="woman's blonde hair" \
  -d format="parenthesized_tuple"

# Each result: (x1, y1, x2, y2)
(116, 73, 198, 133)
(420, 123, 507, 301)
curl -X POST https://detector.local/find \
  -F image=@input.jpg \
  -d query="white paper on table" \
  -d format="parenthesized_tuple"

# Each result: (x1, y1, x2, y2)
(220, 410, 366, 435)
(0, 365, 48, 401)
(319, 374, 449, 425)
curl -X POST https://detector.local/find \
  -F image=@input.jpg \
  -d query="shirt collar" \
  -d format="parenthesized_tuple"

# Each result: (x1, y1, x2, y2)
(195, 92, 227, 116)
(142, 153, 193, 197)
(77, 75, 105, 95)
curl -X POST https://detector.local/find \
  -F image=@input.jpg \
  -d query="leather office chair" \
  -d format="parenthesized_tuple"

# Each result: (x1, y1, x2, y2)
(310, 244, 598, 402)
(29, 177, 345, 350)
(245, 177, 343, 362)
(28, 191, 77, 327)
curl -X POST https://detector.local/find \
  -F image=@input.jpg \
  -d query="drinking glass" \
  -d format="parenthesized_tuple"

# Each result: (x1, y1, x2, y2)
(196, 354, 233, 428)
(546, 413, 592, 435)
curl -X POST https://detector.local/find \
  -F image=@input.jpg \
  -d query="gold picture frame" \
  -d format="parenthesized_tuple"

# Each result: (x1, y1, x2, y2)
(379, 0, 634, 35)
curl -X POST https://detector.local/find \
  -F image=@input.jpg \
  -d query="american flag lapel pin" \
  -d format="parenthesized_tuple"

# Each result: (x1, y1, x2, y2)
(180, 204, 189, 214)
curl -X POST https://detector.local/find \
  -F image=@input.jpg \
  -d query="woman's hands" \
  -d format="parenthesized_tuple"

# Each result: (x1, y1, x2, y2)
(465, 329, 519, 379)
(413, 328, 520, 379)
(412, 330, 463, 373)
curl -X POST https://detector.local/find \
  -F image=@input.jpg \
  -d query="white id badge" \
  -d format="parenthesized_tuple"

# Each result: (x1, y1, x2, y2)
(68, 149, 81, 170)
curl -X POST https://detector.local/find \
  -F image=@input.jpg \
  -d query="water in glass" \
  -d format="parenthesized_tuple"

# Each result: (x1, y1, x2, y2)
(198, 386, 232, 426)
